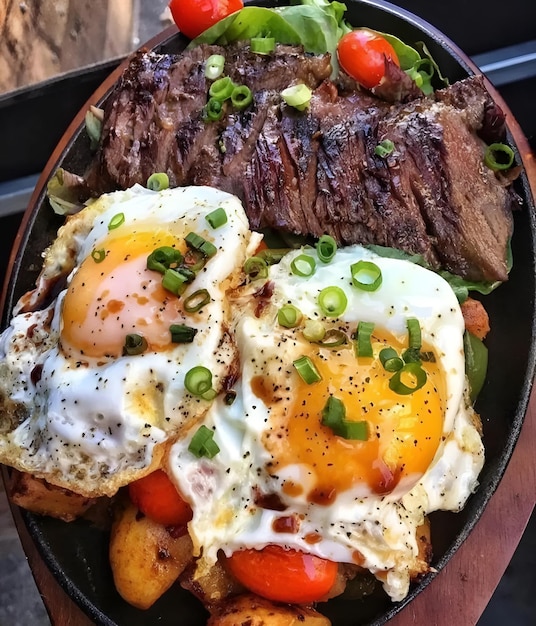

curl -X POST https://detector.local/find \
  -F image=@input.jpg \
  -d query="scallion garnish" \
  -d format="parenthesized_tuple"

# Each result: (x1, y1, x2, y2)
(108, 212, 125, 230)
(407, 317, 422, 350)
(256, 248, 291, 265)
(185, 232, 217, 257)
(389, 362, 427, 395)
(184, 366, 217, 400)
(209, 76, 235, 101)
(351, 260, 382, 291)
(316, 234, 337, 263)
(316, 328, 347, 348)
(281, 84, 312, 111)
(250, 37, 275, 55)
(188, 425, 220, 458)
(290, 254, 316, 277)
(484, 142, 515, 171)
(244, 256, 268, 280)
(205, 54, 225, 80)
(293, 355, 322, 384)
(146, 172, 169, 191)
(147, 246, 183, 273)
(318, 286, 347, 317)
(321, 396, 369, 441)
(302, 319, 326, 343)
(374, 139, 395, 158)
(355, 321, 374, 358)
(205, 207, 228, 229)
(122, 333, 148, 356)
(277, 304, 302, 328)
(170, 324, 198, 344)
(162, 268, 188, 296)
(91, 248, 106, 263)
(184, 289, 211, 313)
(231, 85, 253, 110)
(203, 97, 224, 122)
(379, 347, 403, 372)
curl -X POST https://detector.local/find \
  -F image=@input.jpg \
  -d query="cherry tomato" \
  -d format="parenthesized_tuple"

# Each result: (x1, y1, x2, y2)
(337, 29, 400, 89)
(169, 0, 244, 40)
(225, 544, 338, 603)
(128, 469, 193, 526)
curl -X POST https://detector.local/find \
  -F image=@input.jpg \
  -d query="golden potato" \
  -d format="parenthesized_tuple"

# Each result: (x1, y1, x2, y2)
(109, 499, 193, 609)
(207, 593, 331, 626)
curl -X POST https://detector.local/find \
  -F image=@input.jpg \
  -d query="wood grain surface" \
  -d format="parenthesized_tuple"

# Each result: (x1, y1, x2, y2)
(1, 22, 536, 626)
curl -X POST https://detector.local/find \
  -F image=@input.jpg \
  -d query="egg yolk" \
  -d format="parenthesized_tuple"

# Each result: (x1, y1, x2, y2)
(256, 329, 445, 499)
(60, 229, 188, 359)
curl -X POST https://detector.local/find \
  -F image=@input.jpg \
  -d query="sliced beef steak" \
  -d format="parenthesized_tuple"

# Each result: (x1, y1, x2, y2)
(86, 43, 518, 283)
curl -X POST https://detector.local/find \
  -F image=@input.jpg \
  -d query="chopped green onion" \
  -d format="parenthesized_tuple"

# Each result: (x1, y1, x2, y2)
(185, 232, 217, 257)
(293, 355, 322, 384)
(162, 268, 188, 296)
(188, 425, 220, 458)
(209, 76, 235, 101)
(407, 317, 422, 350)
(91, 248, 105, 263)
(379, 347, 403, 372)
(147, 246, 183, 273)
(204, 97, 224, 122)
(318, 286, 347, 317)
(277, 304, 302, 328)
(321, 396, 369, 441)
(290, 254, 316, 277)
(302, 319, 326, 343)
(484, 142, 515, 171)
(351, 260, 382, 292)
(184, 248, 207, 272)
(356, 321, 374, 358)
(146, 172, 169, 191)
(374, 139, 395, 158)
(123, 333, 148, 356)
(281, 84, 312, 111)
(205, 54, 225, 80)
(184, 289, 211, 313)
(244, 256, 268, 280)
(316, 234, 337, 263)
(316, 328, 347, 348)
(108, 212, 125, 230)
(389, 362, 427, 395)
(170, 324, 198, 344)
(205, 207, 228, 229)
(251, 37, 275, 54)
(256, 248, 291, 265)
(184, 366, 217, 400)
(231, 85, 253, 110)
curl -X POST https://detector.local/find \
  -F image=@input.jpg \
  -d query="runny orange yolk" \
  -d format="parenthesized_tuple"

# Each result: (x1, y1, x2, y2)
(257, 330, 445, 500)
(60, 229, 186, 359)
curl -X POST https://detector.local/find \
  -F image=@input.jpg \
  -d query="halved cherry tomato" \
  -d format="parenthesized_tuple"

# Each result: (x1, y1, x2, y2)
(169, 0, 244, 40)
(128, 469, 193, 526)
(337, 29, 400, 89)
(225, 544, 338, 603)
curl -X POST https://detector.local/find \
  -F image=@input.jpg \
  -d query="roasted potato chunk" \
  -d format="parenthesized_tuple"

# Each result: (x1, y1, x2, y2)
(7, 469, 97, 522)
(207, 593, 331, 626)
(109, 499, 193, 609)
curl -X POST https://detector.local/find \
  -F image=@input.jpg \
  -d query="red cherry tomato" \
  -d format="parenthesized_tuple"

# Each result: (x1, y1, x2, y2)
(225, 544, 338, 603)
(128, 469, 193, 527)
(169, 0, 244, 40)
(337, 29, 400, 89)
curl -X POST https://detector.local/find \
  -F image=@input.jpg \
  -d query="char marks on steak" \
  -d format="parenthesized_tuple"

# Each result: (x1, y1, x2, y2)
(86, 43, 518, 283)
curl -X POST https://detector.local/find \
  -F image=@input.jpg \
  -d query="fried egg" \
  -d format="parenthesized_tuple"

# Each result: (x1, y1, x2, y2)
(168, 245, 484, 601)
(0, 185, 259, 497)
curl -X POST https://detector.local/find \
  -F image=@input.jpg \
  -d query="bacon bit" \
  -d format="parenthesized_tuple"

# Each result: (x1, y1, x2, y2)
(461, 297, 490, 340)
(272, 514, 300, 534)
(253, 281, 274, 318)
(30, 364, 43, 385)
(253, 487, 287, 511)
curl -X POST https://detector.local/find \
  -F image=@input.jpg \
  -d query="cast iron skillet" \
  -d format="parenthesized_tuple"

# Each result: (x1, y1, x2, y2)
(2, 1, 535, 624)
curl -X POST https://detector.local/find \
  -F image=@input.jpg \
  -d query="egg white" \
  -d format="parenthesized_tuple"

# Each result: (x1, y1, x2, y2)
(0, 185, 259, 497)
(168, 245, 485, 601)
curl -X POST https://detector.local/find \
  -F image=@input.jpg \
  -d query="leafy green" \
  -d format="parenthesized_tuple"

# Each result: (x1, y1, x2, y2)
(365, 244, 506, 302)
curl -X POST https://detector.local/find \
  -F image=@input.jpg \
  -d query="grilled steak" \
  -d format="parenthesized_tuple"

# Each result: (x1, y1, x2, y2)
(85, 43, 518, 283)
